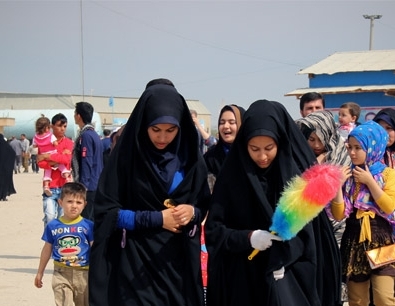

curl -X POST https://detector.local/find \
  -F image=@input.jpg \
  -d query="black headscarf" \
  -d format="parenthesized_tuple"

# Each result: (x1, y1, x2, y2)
(89, 84, 210, 306)
(205, 100, 341, 306)
(374, 108, 395, 166)
(204, 104, 245, 176)
(0, 134, 16, 200)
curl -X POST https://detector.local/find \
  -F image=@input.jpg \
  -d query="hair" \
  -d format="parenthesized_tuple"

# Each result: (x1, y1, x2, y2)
(145, 78, 175, 89)
(299, 92, 325, 111)
(60, 182, 87, 201)
(365, 111, 376, 121)
(35, 116, 51, 134)
(51, 113, 68, 125)
(340, 102, 361, 122)
(75, 101, 94, 124)
(103, 129, 111, 137)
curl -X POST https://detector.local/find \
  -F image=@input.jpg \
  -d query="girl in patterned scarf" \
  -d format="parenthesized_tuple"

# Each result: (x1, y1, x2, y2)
(330, 121, 395, 306)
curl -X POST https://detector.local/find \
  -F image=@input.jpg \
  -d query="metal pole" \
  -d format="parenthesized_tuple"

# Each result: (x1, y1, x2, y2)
(80, 0, 85, 99)
(363, 15, 382, 50)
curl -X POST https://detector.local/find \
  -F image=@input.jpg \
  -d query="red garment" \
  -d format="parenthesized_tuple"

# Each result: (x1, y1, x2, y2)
(37, 137, 73, 188)
(201, 224, 208, 287)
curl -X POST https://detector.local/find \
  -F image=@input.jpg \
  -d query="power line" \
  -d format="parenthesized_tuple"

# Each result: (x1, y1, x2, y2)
(90, 0, 302, 68)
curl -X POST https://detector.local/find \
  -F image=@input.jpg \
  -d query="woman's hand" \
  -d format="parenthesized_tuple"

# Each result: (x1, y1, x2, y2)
(172, 204, 195, 226)
(162, 208, 181, 233)
(316, 152, 327, 164)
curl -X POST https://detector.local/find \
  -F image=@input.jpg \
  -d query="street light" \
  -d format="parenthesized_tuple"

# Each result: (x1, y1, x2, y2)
(363, 14, 382, 50)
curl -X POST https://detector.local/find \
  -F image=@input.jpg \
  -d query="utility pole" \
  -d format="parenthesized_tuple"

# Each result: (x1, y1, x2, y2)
(363, 15, 382, 50)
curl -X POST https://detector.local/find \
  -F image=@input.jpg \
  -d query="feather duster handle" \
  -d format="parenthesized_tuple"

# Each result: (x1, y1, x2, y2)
(248, 163, 342, 260)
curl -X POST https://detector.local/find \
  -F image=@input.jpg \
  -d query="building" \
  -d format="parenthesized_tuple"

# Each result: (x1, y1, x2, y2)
(0, 93, 211, 140)
(285, 49, 395, 122)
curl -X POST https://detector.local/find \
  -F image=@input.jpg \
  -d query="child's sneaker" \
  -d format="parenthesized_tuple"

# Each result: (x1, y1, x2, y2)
(44, 187, 52, 197)
(65, 175, 73, 183)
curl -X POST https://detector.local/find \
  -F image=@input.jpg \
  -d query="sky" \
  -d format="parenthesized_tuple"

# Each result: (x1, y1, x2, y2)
(1, 0, 395, 125)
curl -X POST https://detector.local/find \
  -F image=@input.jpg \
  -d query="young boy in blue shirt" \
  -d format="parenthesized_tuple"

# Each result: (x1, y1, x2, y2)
(34, 182, 93, 306)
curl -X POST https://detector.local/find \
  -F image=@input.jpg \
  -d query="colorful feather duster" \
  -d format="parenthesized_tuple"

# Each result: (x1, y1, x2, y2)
(248, 163, 342, 260)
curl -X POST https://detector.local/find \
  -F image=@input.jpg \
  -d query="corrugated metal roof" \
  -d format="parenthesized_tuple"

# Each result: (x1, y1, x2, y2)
(0, 93, 211, 115)
(297, 50, 395, 75)
(72, 95, 211, 115)
(285, 84, 395, 98)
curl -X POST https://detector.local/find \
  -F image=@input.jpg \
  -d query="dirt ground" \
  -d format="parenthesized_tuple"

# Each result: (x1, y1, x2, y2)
(0, 170, 350, 306)
(0, 171, 54, 305)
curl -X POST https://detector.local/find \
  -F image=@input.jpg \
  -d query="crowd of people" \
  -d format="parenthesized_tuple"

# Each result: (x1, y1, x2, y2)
(1, 80, 395, 306)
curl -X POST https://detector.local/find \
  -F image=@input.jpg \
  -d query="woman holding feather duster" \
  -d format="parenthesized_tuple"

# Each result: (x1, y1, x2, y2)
(205, 100, 342, 306)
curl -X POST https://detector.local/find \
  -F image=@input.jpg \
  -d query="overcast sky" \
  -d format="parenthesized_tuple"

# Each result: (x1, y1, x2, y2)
(1, 0, 395, 123)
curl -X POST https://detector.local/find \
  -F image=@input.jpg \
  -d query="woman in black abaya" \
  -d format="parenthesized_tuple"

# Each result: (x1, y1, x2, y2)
(89, 83, 210, 306)
(0, 134, 16, 201)
(204, 104, 245, 178)
(205, 100, 341, 306)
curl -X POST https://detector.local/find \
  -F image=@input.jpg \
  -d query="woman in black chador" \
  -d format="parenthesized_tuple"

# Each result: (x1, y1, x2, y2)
(0, 134, 16, 201)
(205, 100, 341, 306)
(89, 83, 210, 306)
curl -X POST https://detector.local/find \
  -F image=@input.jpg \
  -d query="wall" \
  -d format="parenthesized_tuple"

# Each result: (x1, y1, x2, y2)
(310, 71, 395, 87)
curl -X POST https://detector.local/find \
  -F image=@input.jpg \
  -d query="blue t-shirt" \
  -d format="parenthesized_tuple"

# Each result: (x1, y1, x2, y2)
(42, 216, 94, 268)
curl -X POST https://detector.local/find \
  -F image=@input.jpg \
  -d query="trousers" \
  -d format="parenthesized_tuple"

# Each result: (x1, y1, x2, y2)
(347, 275, 395, 306)
(52, 265, 89, 306)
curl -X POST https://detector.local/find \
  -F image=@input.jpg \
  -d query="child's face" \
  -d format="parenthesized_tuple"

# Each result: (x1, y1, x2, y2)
(338, 108, 356, 126)
(346, 136, 366, 166)
(58, 194, 86, 221)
